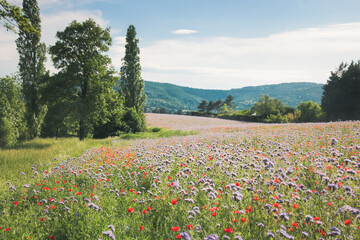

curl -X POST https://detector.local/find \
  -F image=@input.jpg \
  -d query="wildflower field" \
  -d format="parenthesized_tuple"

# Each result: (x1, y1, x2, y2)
(1, 115, 359, 239)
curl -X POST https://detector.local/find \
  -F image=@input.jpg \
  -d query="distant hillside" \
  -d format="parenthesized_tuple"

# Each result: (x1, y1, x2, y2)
(144, 81, 323, 111)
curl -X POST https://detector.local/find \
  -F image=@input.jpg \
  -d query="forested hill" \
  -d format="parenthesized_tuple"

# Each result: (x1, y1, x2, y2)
(144, 81, 324, 111)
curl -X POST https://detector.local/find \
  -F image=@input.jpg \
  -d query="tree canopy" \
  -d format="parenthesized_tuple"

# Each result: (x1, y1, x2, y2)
(119, 25, 146, 132)
(0, 0, 36, 33)
(0, 76, 26, 147)
(49, 18, 118, 140)
(16, 0, 47, 139)
(321, 61, 360, 121)
(297, 101, 323, 122)
(120, 25, 147, 114)
(251, 95, 286, 118)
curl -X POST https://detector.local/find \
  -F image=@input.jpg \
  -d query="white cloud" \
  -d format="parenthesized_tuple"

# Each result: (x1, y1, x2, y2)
(172, 29, 198, 35)
(136, 22, 360, 89)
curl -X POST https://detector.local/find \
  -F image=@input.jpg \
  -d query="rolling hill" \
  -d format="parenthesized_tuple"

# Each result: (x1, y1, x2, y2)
(144, 81, 323, 111)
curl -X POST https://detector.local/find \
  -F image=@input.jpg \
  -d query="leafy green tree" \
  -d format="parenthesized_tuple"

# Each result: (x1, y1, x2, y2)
(0, 76, 26, 147)
(322, 61, 360, 121)
(207, 100, 216, 114)
(119, 25, 146, 131)
(297, 101, 324, 122)
(224, 95, 236, 110)
(197, 100, 208, 113)
(251, 95, 285, 118)
(214, 99, 223, 114)
(49, 19, 118, 140)
(0, 0, 36, 33)
(220, 103, 228, 114)
(40, 73, 75, 138)
(16, 0, 47, 139)
(92, 93, 124, 138)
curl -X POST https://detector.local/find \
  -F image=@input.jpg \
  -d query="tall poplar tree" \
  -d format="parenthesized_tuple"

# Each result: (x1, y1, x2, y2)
(0, 0, 35, 33)
(16, 0, 47, 139)
(120, 25, 147, 117)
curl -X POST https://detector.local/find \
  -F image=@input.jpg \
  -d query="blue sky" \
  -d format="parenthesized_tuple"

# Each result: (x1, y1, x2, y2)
(1, 0, 360, 89)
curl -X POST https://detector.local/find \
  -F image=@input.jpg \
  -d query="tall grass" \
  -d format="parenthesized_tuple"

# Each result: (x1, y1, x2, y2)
(0, 137, 116, 193)
(0, 128, 197, 193)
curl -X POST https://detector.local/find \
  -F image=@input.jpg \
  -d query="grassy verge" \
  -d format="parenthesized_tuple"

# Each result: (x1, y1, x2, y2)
(0, 137, 117, 193)
(119, 128, 198, 140)
(0, 128, 197, 194)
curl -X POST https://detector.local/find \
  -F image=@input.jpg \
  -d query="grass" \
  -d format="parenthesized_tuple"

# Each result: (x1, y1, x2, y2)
(0, 128, 198, 193)
(0, 137, 117, 193)
(119, 128, 198, 140)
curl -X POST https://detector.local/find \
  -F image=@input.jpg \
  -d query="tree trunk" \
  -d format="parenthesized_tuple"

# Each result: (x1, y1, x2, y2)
(79, 119, 85, 141)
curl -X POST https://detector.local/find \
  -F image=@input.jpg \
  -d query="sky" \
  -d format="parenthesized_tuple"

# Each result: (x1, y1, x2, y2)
(1, 0, 360, 89)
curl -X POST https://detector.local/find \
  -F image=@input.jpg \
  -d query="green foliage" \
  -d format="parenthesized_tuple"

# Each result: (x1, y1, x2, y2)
(224, 94, 236, 110)
(251, 95, 285, 118)
(145, 81, 323, 111)
(16, 0, 47, 139)
(297, 101, 324, 122)
(264, 113, 288, 123)
(0, 76, 26, 147)
(220, 103, 228, 114)
(119, 107, 145, 133)
(120, 25, 147, 114)
(322, 61, 360, 121)
(197, 100, 208, 113)
(119, 128, 197, 140)
(93, 94, 124, 138)
(49, 18, 118, 140)
(0, 0, 37, 33)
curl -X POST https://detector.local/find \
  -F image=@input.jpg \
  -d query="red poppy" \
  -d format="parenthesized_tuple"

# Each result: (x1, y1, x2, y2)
(147, 206, 152, 211)
(314, 217, 320, 220)
(211, 212, 217, 217)
(140, 226, 144, 231)
(176, 235, 182, 239)
(171, 199, 178, 205)
(223, 228, 233, 233)
(241, 217, 246, 223)
(293, 204, 299, 209)
(344, 219, 351, 225)
(187, 224, 193, 230)
(127, 208, 134, 213)
(14, 201, 18, 205)
(40, 218, 45, 221)
(142, 210, 148, 214)
(171, 226, 180, 231)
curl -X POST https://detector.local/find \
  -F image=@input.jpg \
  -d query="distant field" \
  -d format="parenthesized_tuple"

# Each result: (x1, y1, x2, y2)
(145, 113, 261, 131)
(1, 116, 359, 239)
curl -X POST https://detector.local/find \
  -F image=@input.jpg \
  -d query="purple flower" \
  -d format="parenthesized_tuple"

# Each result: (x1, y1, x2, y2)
(180, 231, 191, 240)
(102, 230, 116, 240)
(204, 234, 219, 240)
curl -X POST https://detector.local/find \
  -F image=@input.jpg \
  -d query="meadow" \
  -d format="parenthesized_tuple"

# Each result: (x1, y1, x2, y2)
(0, 114, 359, 239)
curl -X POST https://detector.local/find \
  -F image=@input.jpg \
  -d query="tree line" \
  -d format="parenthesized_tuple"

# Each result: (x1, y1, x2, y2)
(0, 0, 146, 147)
(195, 63, 360, 123)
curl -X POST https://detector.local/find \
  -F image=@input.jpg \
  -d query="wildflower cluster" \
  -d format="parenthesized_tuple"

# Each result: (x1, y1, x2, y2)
(1, 121, 360, 239)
